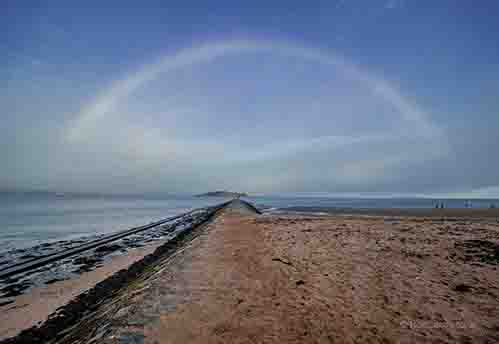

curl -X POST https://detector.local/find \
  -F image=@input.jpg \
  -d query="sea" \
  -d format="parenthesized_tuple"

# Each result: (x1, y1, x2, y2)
(0, 192, 226, 254)
(1, 192, 498, 254)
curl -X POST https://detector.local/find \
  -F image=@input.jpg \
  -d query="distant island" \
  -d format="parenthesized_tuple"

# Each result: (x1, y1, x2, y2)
(195, 191, 248, 198)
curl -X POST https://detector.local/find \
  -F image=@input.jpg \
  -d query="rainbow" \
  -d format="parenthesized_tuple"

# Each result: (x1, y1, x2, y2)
(67, 38, 442, 145)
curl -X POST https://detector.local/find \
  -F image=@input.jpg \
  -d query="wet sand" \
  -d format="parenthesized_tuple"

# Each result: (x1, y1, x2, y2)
(0, 204, 223, 341)
(0, 240, 167, 340)
(281, 206, 499, 219)
(3, 204, 499, 343)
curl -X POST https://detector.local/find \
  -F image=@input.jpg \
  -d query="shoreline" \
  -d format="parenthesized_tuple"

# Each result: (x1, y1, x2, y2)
(0, 203, 228, 342)
(2, 201, 499, 342)
(35, 201, 497, 343)
(0, 205, 226, 302)
(0, 239, 167, 340)
(274, 206, 499, 219)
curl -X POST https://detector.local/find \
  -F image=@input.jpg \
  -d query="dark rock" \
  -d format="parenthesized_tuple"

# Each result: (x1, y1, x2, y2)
(455, 240, 499, 265)
(162, 224, 176, 233)
(454, 284, 472, 292)
(20, 254, 38, 260)
(124, 242, 144, 248)
(70, 240, 86, 244)
(0, 300, 14, 307)
(0, 281, 31, 298)
(46, 278, 66, 285)
(73, 266, 92, 274)
(272, 258, 293, 266)
(1, 276, 20, 284)
(72, 256, 103, 274)
(95, 244, 122, 254)
(73, 256, 101, 266)
(295, 280, 305, 286)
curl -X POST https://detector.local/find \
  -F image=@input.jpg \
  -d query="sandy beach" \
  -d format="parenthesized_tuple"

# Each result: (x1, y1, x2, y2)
(5, 2, 499, 342)
(2, 202, 499, 343)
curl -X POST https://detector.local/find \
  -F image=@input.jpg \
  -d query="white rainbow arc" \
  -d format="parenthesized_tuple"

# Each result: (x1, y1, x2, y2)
(67, 38, 442, 145)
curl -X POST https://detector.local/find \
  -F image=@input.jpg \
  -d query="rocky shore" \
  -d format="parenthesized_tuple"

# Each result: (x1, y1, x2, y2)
(0, 208, 217, 301)
(0, 204, 226, 341)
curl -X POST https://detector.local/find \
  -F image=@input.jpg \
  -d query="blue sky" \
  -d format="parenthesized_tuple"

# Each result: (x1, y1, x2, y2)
(2, 0, 499, 196)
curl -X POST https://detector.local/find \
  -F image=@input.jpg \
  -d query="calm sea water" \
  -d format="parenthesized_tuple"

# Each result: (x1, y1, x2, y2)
(1, 192, 497, 253)
(0, 192, 226, 253)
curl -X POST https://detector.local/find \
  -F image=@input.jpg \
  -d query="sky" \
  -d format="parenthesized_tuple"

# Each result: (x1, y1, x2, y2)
(2, 0, 499, 197)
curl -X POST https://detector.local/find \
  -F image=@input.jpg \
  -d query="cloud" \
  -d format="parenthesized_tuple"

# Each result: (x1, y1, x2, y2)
(58, 38, 450, 193)
(5, 38, 452, 194)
